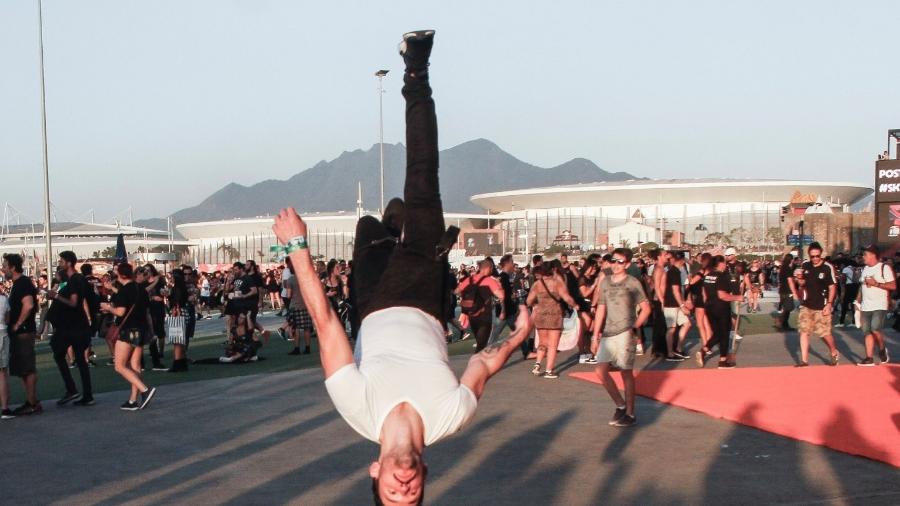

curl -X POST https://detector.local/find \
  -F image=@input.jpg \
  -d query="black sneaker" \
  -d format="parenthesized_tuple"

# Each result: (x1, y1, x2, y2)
(73, 397, 95, 406)
(673, 350, 689, 360)
(120, 400, 140, 411)
(608, 407, 626, 426)
(857, 357, 875, 367)
(288, 348, 301, 356)
(541, 370, 558, 379)
(152, 364, 168, 371)
(614, 414, 636, 427)
(665, 355, 685, 362)
(718, 361, 736, 369)
(56, 391, 80, 406)
(303, 346, 311, 355)
(12, 402, 42, 416)
(399, 30, 435, 75)
(879, 347, 890, 364)
(1, 409, 14, 420)
(139, 387, 157, 410)
(795, 362, 809, 368)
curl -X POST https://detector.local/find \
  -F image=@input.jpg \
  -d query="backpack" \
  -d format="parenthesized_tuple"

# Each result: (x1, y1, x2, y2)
(460, 276, 488, 316)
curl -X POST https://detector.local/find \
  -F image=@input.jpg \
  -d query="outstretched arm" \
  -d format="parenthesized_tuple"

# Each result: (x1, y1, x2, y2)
(273, 208, 353, 378)
(460, 307, 533, 399)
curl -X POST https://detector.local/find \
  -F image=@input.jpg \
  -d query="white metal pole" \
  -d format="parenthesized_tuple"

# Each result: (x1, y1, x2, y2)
(37, 0, 53, 275)
(378, 75, 385, 213)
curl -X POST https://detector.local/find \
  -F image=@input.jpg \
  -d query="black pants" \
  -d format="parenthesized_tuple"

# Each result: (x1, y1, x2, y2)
(352, 65, 448, 325)
(707, 306, 731, 357)
(51, 331, 92, 399)
(840, 284, 858, 324)
(184, 304, 196, 351)
(651, 301, 667, 355)
(470, 316, 492, 352)
(778, 293, 794, 328)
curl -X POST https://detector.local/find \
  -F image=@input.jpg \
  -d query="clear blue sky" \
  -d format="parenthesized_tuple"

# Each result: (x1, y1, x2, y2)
(1, 0, 897, 221)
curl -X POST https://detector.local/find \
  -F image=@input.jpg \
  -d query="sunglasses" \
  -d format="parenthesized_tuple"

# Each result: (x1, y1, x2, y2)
(611, 258, 627, 264)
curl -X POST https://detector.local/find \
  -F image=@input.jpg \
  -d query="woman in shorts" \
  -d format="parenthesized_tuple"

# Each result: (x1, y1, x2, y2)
(101, 263, 156, 411)
(746, 259, 764, 314)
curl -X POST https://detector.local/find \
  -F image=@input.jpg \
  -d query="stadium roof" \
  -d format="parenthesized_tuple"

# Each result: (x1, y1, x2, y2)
(470, 179, 873, 212)
(0, 221, 168, 240)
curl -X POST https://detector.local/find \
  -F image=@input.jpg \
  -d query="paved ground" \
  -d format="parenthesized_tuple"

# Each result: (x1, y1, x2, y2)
(1, 320, 898, 505)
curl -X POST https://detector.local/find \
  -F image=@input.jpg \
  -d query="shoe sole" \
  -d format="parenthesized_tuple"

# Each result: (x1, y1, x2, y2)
(140, 388, 157, 410)
(856, 363, 875, 367)
(56, 395, 80, 406)
(120, 406, 139, 411)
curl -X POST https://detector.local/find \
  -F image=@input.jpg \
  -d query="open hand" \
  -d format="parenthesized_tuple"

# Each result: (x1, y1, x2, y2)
(272, 208, 308, 245)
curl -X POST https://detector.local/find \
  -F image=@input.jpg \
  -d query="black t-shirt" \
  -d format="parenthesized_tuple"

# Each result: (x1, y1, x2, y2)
(663, 267, 683, 308)
(801, 261, 835, 310)
(54, 272, 90, 331)
(112, 281, 149, 330)
(726, 262, 743, 295)
(498, 271, 516, 316)
(9, 275, 38, 335)
(747, 269, 763, 285)
(703, 271, 731, 311)
(147, 279, 167, 311)
(778, 265, 793, 295)
(84, 275, 102, 315)
(251, 273, 265, 301)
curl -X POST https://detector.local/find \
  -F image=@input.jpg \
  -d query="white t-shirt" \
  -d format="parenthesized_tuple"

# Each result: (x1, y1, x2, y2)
(280, 269, 293, 299)
(324, 307, 478, 446)
(841, 266, 856, 284)
(860, 263, 895, 312)
(0, 294, 8, 330)
(200, 278, 211, 297)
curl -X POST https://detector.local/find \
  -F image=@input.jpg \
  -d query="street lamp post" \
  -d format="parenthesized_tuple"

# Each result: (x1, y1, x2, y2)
(375, 69, 389, 213)
(37, 0, 53, 276)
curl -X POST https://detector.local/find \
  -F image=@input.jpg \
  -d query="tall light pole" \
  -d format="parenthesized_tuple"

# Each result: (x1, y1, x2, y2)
(375, 69, 389, 212)
(37, 0, 53, 275)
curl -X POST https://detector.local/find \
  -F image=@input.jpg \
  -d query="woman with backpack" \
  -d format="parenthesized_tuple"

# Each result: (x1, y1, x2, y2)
(527, 261, 577, 379)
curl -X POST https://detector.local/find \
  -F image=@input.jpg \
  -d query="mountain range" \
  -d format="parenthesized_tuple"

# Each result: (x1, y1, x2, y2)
(143, 139, 638, 226)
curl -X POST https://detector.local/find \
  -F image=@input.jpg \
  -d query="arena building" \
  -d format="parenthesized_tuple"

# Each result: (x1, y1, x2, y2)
(173, 178, 872, 266)
(469, 179, 873, 255)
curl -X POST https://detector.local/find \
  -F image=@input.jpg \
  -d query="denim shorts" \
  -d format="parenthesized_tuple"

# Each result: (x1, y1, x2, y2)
(860, 310, 886, 335)
(0, 331, 9, 370)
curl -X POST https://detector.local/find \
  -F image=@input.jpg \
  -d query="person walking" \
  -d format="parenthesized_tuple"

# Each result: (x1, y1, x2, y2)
(46, 251, 94, 406)
(590, 248, 651, 427)
(856, 245, 895, 365)
(0, 288, 12, 419)
(795, 243, 840, 367)
(696, 255, 743, 368)
(456, 258, 505, 352)
(100, 263, 157, 411)
(775, 253, 796, 331)
(526, 262, 577, 379)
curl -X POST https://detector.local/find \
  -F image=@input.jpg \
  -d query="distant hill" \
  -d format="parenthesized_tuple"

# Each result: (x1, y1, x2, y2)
(169, 139, 638, 223)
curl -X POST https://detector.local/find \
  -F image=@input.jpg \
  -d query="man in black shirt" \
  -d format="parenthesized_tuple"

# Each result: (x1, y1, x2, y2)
(662, 252, 691, 361)
(47, 251, 94, 406)
(795, 243, 839, 366)
(724, 247, 744, 343)
(775, 253, 796, 331)
(2, 253, 41, 415)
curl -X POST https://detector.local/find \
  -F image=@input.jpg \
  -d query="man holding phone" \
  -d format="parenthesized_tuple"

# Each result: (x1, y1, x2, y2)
(856, 244, 895, 366)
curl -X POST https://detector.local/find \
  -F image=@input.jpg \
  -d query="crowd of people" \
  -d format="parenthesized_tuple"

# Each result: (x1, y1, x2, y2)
(0, 241, 897, 421)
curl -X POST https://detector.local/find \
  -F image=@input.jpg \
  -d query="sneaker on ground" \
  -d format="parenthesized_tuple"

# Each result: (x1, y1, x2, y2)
(1, 409, 14, 419)
(585, 355, 599, 365)
(665, 355, 685, 362)
(152, 365, 168, 371)
(578, 353, 589, 364)
(614, 415, 636, 427)
(73, 398, 95, 406)
(879, 346, 889, 364)
(288, 348, 301, 356)
(120, 400, 140, 411)
(694, 351, 705, 368)
(718, 361, 736, 369)
(531, 363, 541, 376)
(12, 402, 42, 416)
(139, 387, 157, 410)
(541, 370, 559, 379)
(830, 353, 839, 366)
(795, 362, 809, 368)
(608, 407, 626, 426)
(56, 391, 80, 406)
(856, 357, 875, 367)
(673, 351, 690, 359)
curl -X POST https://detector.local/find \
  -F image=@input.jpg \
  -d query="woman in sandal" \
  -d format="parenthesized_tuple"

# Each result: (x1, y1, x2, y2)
(527, 261, 577, 379)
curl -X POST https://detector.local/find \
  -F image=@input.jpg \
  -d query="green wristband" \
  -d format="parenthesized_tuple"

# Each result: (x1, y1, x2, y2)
(285, 235, 308, 254)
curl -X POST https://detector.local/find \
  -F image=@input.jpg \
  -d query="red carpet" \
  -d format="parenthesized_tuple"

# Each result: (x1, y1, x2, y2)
(570, 365, 900, 467)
